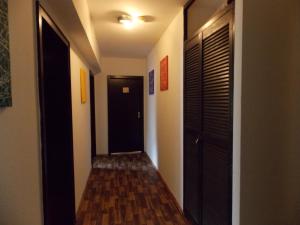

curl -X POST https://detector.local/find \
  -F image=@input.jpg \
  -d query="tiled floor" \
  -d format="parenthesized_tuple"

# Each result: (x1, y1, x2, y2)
(76, 153, 190, 225)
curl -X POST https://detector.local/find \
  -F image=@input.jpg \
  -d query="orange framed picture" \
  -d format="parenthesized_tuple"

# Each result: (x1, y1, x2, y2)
(160, 56, 168, 91)
(80, 68, 87, 104)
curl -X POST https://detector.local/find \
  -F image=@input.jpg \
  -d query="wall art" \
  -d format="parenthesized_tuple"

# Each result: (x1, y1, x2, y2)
(160, 56, 168, 91)
(0, 0, 12, 107)
(149, 69, 154, 95)
(80, 68, 87, 104)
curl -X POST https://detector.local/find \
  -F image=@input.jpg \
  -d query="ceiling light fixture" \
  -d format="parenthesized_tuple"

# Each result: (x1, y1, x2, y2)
(118, 14, 144, 29)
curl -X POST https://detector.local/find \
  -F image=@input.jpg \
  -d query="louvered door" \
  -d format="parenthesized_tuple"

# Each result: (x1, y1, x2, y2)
(201, 11, 233, 225)
(184, 5, 234, 225)
(184, 35, 202, 225)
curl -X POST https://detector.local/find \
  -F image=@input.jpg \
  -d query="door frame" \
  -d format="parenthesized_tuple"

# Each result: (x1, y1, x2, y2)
(90, 72, 96, 163)
(36, 4, 75, 225)
(107, 75, 144, 154)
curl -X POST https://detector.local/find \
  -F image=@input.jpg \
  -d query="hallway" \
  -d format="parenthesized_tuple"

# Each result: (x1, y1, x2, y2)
(76, 153, 189, 225)
(1, 0, 300, 225)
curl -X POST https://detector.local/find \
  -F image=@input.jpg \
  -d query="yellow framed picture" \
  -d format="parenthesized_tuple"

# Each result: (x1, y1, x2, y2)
(80, 68, 87, 104)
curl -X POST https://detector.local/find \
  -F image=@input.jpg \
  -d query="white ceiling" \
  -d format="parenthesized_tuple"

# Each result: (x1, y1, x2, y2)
(87, 0, 188, 58)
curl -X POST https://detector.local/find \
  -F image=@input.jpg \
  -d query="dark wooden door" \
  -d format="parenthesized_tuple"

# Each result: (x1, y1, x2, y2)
(108, 76, 144, 154)
(184, 4, 234, 225)
(90, 73, 96, 162)
(184, 35, 203, 224)
(37, 6, 75, 225)
(201, 10, 234, 225)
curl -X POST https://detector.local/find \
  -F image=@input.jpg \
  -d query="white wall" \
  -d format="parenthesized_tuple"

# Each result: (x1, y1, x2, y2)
(94, 57, 147, 155)
(0, 0, 43, 224)
(70, 49, 92, 210)
(240, 0, 300, 224)
(145, 10, 184, 207)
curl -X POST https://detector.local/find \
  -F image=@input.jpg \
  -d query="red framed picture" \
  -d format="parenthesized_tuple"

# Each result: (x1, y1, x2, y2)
(160, 56, 168, 91)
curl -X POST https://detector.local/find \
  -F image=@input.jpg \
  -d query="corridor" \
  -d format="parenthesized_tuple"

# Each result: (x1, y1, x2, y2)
(1, 0, 300, 225)
(76, 153, 189, 225)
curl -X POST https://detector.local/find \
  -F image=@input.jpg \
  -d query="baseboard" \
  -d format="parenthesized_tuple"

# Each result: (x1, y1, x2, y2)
(95, 153, 108, 156)
(144, 152, 191, 225)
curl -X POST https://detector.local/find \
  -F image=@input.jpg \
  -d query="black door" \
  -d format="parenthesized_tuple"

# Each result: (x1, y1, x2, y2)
(108, 76, 144, 154)
(184, 35, 203, 224)
(37, 6, 75, 225)
(90, 73, 96, 162)
(184, 4, 234, 225)
(201, 10, 234, 225)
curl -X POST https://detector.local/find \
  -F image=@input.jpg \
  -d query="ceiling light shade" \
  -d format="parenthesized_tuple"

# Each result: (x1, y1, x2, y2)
(118, 15, 132, 24)
(118, 14, 145, 29)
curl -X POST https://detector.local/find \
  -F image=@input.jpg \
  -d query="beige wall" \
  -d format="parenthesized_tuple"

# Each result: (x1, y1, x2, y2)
(283, 0, 300, 224)
(187, 0, 227, 39)
(285, 2, 300, 223)
(72, 0, 102, 65)
(240, 0, 300, 224)
(70, 49, 92, 210)
(94, 57, 147, 155)
(0, 0, 43, 224)
(145, 10, 184, 207)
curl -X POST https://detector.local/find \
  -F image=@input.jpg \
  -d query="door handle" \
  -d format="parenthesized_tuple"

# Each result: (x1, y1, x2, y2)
(195, 136, 200, 144)
(138, 111, 141, 119)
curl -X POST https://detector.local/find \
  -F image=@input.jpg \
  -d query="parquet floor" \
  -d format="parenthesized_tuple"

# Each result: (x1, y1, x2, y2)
(76, 153, 190, 225)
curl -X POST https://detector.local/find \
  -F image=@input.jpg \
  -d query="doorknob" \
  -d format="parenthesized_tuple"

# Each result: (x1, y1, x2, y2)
(195, 136, 200, 144)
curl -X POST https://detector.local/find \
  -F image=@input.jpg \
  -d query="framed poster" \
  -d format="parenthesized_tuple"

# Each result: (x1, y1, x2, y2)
(160, 56, 168, 91)
(0, 0, 12, 107)
(80, 68, 87, 104)
(149, 69, 154, 95)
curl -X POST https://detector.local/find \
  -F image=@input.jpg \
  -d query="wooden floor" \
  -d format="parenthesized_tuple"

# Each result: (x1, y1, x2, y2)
(76, 153, 190, 225)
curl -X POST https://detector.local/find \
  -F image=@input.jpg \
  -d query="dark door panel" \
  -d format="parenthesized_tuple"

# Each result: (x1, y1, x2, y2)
(184, 129, 202, 224)
(183, 33, 202, 225)
(201, 10, 233, 225)
(184, 3, 234, 225)
(37, 6, 75, 225)
(90, 73, 96, 162)
(108, 76, 144, 153)
(202, 142, 232, 225)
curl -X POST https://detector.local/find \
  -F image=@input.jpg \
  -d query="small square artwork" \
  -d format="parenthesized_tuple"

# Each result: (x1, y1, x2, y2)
(0, 0, 12, 107)
(149, 70, 154, 95)
(160, 56, 168, 91)
(80, 68, 87, 104)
